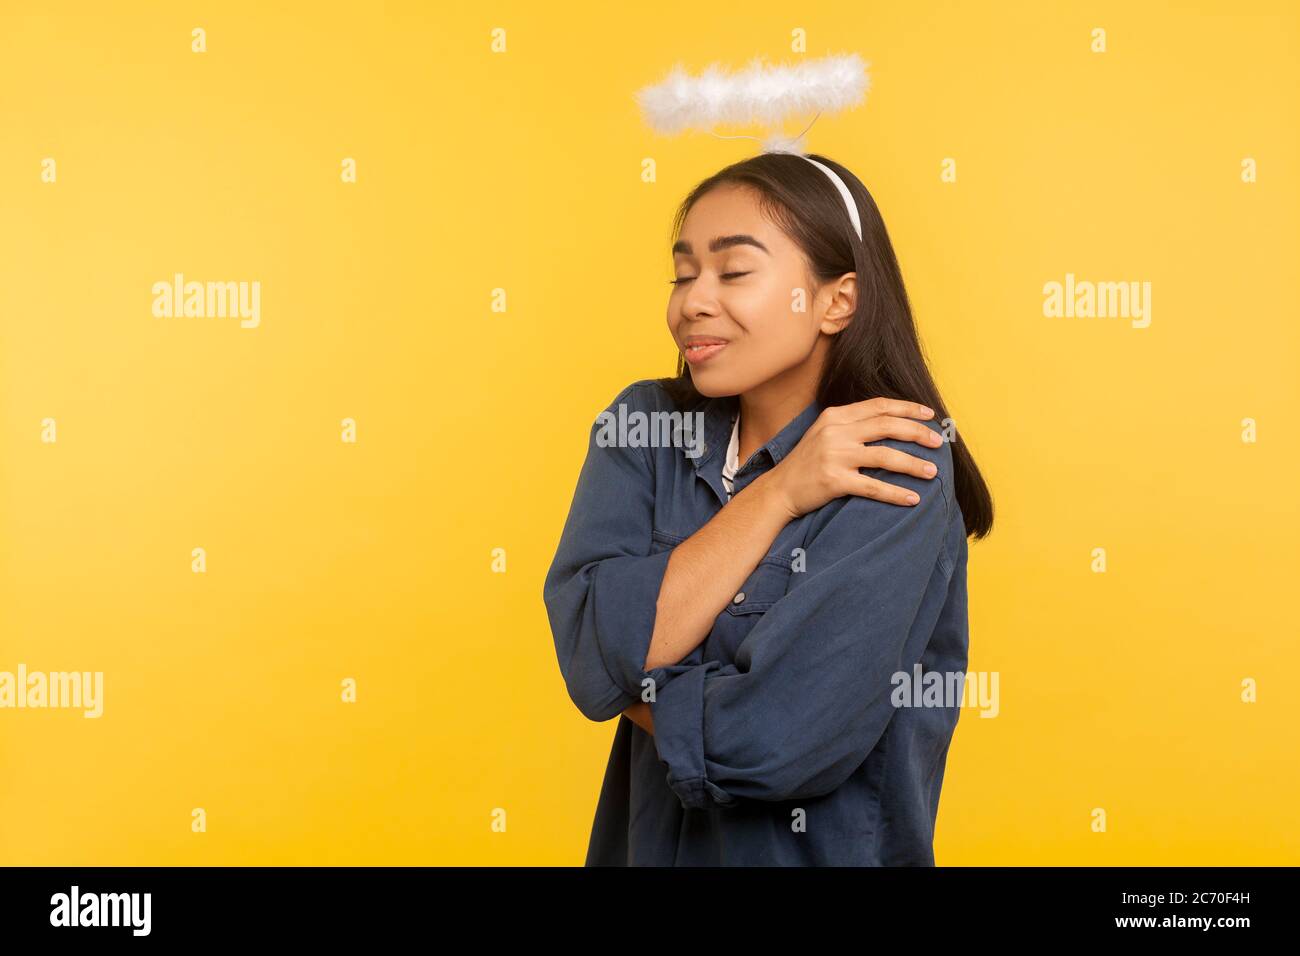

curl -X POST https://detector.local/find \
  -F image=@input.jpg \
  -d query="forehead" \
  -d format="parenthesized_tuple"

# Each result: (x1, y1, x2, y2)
(677, 184, 785, 250)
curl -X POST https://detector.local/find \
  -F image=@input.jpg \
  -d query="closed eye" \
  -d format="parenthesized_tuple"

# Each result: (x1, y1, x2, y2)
(668, 272, 751, 286)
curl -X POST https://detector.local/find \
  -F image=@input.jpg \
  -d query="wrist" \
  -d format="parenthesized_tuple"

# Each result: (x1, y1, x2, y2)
(750, 468, 799, 522)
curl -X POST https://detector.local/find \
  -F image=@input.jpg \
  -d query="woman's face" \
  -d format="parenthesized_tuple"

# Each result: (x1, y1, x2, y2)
(667, 183, 855, 398)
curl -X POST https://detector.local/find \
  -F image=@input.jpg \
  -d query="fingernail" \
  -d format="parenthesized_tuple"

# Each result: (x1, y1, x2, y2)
(923, 463, 936, 476)
(906, 492, 919, 504)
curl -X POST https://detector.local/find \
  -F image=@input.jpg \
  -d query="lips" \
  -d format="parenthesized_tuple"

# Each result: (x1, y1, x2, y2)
(683, 336, 728, 366)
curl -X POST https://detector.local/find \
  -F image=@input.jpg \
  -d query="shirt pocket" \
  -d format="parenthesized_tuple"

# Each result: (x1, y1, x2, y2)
(650, 527, 680, 552)
(650, 527, 793, 614)
(724, 556, 793, 616)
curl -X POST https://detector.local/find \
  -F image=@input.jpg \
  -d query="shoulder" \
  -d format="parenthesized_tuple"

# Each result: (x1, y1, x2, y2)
(861, 417, 955, 506)
(585, 381, 653, 431)
(598, 378, 662, 409)
(595, 378, 696, 418)
(584, 380, 678, 470)
(804, 417, 956, 556)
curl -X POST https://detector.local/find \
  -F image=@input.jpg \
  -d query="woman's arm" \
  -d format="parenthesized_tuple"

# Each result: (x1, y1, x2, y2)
(544, 383, 676, 722)
(642, 470, 793, 671)
(544, 382, 939, 725)
(639, 399, 942, 674)
(645, 424, 956, 809)
(622, 399, 941, 731)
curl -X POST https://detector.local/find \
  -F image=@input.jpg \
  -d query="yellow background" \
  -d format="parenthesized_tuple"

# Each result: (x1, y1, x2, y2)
(1, 0, 1296, 865)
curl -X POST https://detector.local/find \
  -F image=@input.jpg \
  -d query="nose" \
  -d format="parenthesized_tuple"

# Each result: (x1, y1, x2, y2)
(679, 275, 722, 320)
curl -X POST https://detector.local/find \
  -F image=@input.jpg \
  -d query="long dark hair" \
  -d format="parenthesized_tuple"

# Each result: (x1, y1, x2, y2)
(656, 151, 994, 539)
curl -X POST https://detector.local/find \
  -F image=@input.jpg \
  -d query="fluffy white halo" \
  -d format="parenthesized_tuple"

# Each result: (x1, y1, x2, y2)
(635, 52, 871, 137)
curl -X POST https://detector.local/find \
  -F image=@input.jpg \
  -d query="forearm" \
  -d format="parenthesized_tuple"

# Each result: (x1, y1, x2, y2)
(644, 469, 793, 671)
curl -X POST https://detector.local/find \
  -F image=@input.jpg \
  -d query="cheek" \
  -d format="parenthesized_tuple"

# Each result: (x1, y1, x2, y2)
(735, 292, 817, 351)
(741, 273, 815, 330)
(742, 325, 810, 372)
(734, 297, 822, 373)
(665, 309, 681, 339)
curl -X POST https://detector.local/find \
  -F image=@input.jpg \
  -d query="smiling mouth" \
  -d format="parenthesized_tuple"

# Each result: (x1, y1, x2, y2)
(683, 342, 728, 365)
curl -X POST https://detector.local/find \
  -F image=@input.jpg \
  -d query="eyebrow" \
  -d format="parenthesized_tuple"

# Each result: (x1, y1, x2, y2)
(671, 234, 771, 256)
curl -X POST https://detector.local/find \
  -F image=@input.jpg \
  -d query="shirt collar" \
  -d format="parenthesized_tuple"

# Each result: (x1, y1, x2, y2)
(687, 393, 824, 473)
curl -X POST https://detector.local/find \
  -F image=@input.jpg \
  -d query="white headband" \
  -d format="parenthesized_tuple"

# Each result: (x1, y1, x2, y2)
(792, 153, 862, 241)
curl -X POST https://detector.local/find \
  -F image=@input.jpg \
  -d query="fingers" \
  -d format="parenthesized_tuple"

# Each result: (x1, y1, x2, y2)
(848, 472, 922, 506)
(821, 397, 935, 425)
(863, 416, 945, 447)
(852, 444, 938, 480)
(826, 416, 944, 448)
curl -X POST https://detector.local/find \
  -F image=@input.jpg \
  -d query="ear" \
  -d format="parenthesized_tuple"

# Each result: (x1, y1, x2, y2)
(818, 273, 857, 335)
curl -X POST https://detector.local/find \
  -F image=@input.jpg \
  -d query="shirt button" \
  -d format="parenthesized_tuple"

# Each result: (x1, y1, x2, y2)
(733, 592, 746, 604)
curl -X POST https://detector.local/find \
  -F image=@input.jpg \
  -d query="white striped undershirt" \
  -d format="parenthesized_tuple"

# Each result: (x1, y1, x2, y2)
(721, 414, 740, 500)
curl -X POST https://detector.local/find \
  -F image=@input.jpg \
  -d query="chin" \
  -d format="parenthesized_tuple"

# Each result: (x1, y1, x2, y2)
(688, 370, 745, 399)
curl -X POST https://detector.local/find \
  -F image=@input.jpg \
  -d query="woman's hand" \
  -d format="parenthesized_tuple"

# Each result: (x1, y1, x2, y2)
(761, 397, 944, 518)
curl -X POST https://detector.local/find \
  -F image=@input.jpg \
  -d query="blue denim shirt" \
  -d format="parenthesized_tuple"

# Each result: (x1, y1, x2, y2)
(543, 379, 970, 865)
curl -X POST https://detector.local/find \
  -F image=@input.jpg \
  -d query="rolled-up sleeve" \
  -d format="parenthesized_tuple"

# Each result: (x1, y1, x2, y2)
(647, 457, 955, 810)
(543, 383, 672, 722)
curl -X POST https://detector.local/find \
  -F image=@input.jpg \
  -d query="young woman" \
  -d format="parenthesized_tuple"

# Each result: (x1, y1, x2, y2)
(543, 151, 994, 866)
